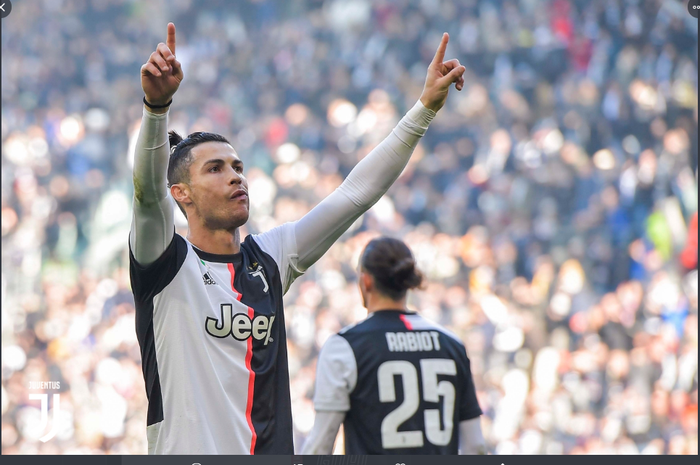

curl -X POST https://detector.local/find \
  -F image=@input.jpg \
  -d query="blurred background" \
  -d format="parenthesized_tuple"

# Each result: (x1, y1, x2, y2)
(1, 0, 698, 455)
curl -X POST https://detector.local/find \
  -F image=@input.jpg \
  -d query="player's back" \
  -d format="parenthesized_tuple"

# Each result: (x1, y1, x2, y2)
(335, 310, 481, 454)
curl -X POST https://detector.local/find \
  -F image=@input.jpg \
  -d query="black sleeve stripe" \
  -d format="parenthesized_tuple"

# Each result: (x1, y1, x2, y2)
(129, 233, 188, 427)
(129, 233, 188, 303)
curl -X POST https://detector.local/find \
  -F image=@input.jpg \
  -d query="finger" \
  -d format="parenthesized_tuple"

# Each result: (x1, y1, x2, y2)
(431, 32, 449, 66)
(155, 44, 172, 70)
(141, 62, 162, 77)
(150, 51, 169, 73)
(166, 22, 176, 55)
(440, 65, 466, 86)
(157, 42, 175, 63)
(455, 73, 465, 91)
(441, 58, 461, 77)
(170, 59, 184, 81)
(171, 58, 183, 75)
(442, 59, 461, 71)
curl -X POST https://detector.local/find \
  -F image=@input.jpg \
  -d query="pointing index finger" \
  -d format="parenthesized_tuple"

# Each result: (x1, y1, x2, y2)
(431, 32, 449, 66)
(166, 22, 176, 55)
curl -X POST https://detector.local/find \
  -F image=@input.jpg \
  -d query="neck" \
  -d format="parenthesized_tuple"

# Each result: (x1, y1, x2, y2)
(366, 295, 406, 314)
(187, 222, 241, 255)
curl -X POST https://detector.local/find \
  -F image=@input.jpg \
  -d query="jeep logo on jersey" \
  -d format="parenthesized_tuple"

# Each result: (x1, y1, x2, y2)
(205, 303, 275, 345)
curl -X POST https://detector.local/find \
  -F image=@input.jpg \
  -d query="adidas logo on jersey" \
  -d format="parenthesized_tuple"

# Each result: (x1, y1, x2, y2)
(202, 272, 217, 286)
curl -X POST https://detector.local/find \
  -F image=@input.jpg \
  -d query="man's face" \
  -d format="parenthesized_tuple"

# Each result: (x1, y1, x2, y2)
(184, 141, 250, 230)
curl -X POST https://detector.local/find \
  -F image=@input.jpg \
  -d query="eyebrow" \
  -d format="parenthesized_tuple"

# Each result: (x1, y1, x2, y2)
(202, 158, 244, 169)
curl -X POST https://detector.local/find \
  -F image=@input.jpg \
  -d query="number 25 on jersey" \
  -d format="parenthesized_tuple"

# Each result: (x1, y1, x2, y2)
(378, 358, 457, 449)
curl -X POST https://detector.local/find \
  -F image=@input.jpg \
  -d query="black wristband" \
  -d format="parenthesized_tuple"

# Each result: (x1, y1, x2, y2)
(143, 96, 173, 109)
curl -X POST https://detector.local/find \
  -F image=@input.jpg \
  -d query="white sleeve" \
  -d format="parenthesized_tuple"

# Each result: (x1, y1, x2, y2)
(129, 108, 175, 266)
(313, 334, 358, 412)
(300, 411, 345, 455)
(293, 100, 436, 271)
(251, 222, 303, 294)
(459, 417, 486, 455)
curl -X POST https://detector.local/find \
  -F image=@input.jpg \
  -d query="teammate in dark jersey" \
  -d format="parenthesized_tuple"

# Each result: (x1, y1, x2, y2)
(131, 24, 467, 454)
(303, 237, 485, 455)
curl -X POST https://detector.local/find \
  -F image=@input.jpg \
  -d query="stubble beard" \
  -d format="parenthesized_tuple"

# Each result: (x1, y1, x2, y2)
(199, 202, 250, 232)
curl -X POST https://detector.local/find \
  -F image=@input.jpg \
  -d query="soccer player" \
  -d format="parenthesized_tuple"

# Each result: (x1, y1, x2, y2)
(302, 237, 485, 455)
(130, 23, 466, 454)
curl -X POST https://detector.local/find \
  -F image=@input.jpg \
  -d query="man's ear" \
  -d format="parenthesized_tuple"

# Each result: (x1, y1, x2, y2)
(170, 183, 190, 206)
(361, 272, 373, 293)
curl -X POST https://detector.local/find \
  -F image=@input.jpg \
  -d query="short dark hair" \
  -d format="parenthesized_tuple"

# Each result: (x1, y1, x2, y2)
(360, 237, 424, 301)
(167, 131, 231, 215)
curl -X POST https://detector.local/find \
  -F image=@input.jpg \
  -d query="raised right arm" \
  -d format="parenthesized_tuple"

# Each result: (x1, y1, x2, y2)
(129, 23, 184, 265)
(129, 109, 174, 265)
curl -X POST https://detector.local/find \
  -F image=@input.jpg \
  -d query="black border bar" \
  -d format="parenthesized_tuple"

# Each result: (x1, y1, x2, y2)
(0, 456, 698, 464)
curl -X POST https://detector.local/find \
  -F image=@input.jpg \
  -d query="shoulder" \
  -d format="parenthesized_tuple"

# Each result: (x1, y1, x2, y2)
(249, 222, 296, 254)
(129, 232, 189, 268)
(322, 333, 354, 353)
(247, 223, 302, 293)
(129, 233, 190, 301)
(338, 313, 378, 337)
(400, 313, 465, 347)
(241, 229, 285, 264)
(148, 232, 190, 265)
(318, 334, 357, 371)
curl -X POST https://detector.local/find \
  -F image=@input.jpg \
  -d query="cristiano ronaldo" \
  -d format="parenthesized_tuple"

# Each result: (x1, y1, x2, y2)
(130, 23, 466, 454)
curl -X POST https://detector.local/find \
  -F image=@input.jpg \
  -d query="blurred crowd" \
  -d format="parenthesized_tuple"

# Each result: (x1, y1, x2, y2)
(1, 0, 698, 456)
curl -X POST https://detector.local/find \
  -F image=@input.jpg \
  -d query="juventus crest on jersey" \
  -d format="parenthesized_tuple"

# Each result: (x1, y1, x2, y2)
(129, 223, 301, 454)
(313, 310, 482, 454)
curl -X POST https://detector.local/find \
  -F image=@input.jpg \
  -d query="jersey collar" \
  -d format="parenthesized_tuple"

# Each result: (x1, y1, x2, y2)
(372, 309, 417, 315)
(192, 246, 243, 264)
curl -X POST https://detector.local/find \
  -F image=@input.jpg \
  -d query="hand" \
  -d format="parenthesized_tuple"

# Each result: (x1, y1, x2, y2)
(419, 33, 466, 113)
(141, 23, 183, 112)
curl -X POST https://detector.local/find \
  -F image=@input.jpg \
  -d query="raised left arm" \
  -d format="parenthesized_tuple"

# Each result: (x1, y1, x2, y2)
(294, 101, 434, 270)
(294, 33, 465, 271)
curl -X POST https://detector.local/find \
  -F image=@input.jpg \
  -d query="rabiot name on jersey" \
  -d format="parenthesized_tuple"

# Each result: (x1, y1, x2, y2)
(385, 331, 441, 352)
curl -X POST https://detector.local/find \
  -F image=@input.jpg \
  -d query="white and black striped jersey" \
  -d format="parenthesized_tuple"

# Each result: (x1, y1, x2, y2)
(130, 223, 301, 454)
(129, 100, 436, 454)
(313, 310, 482, 454)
